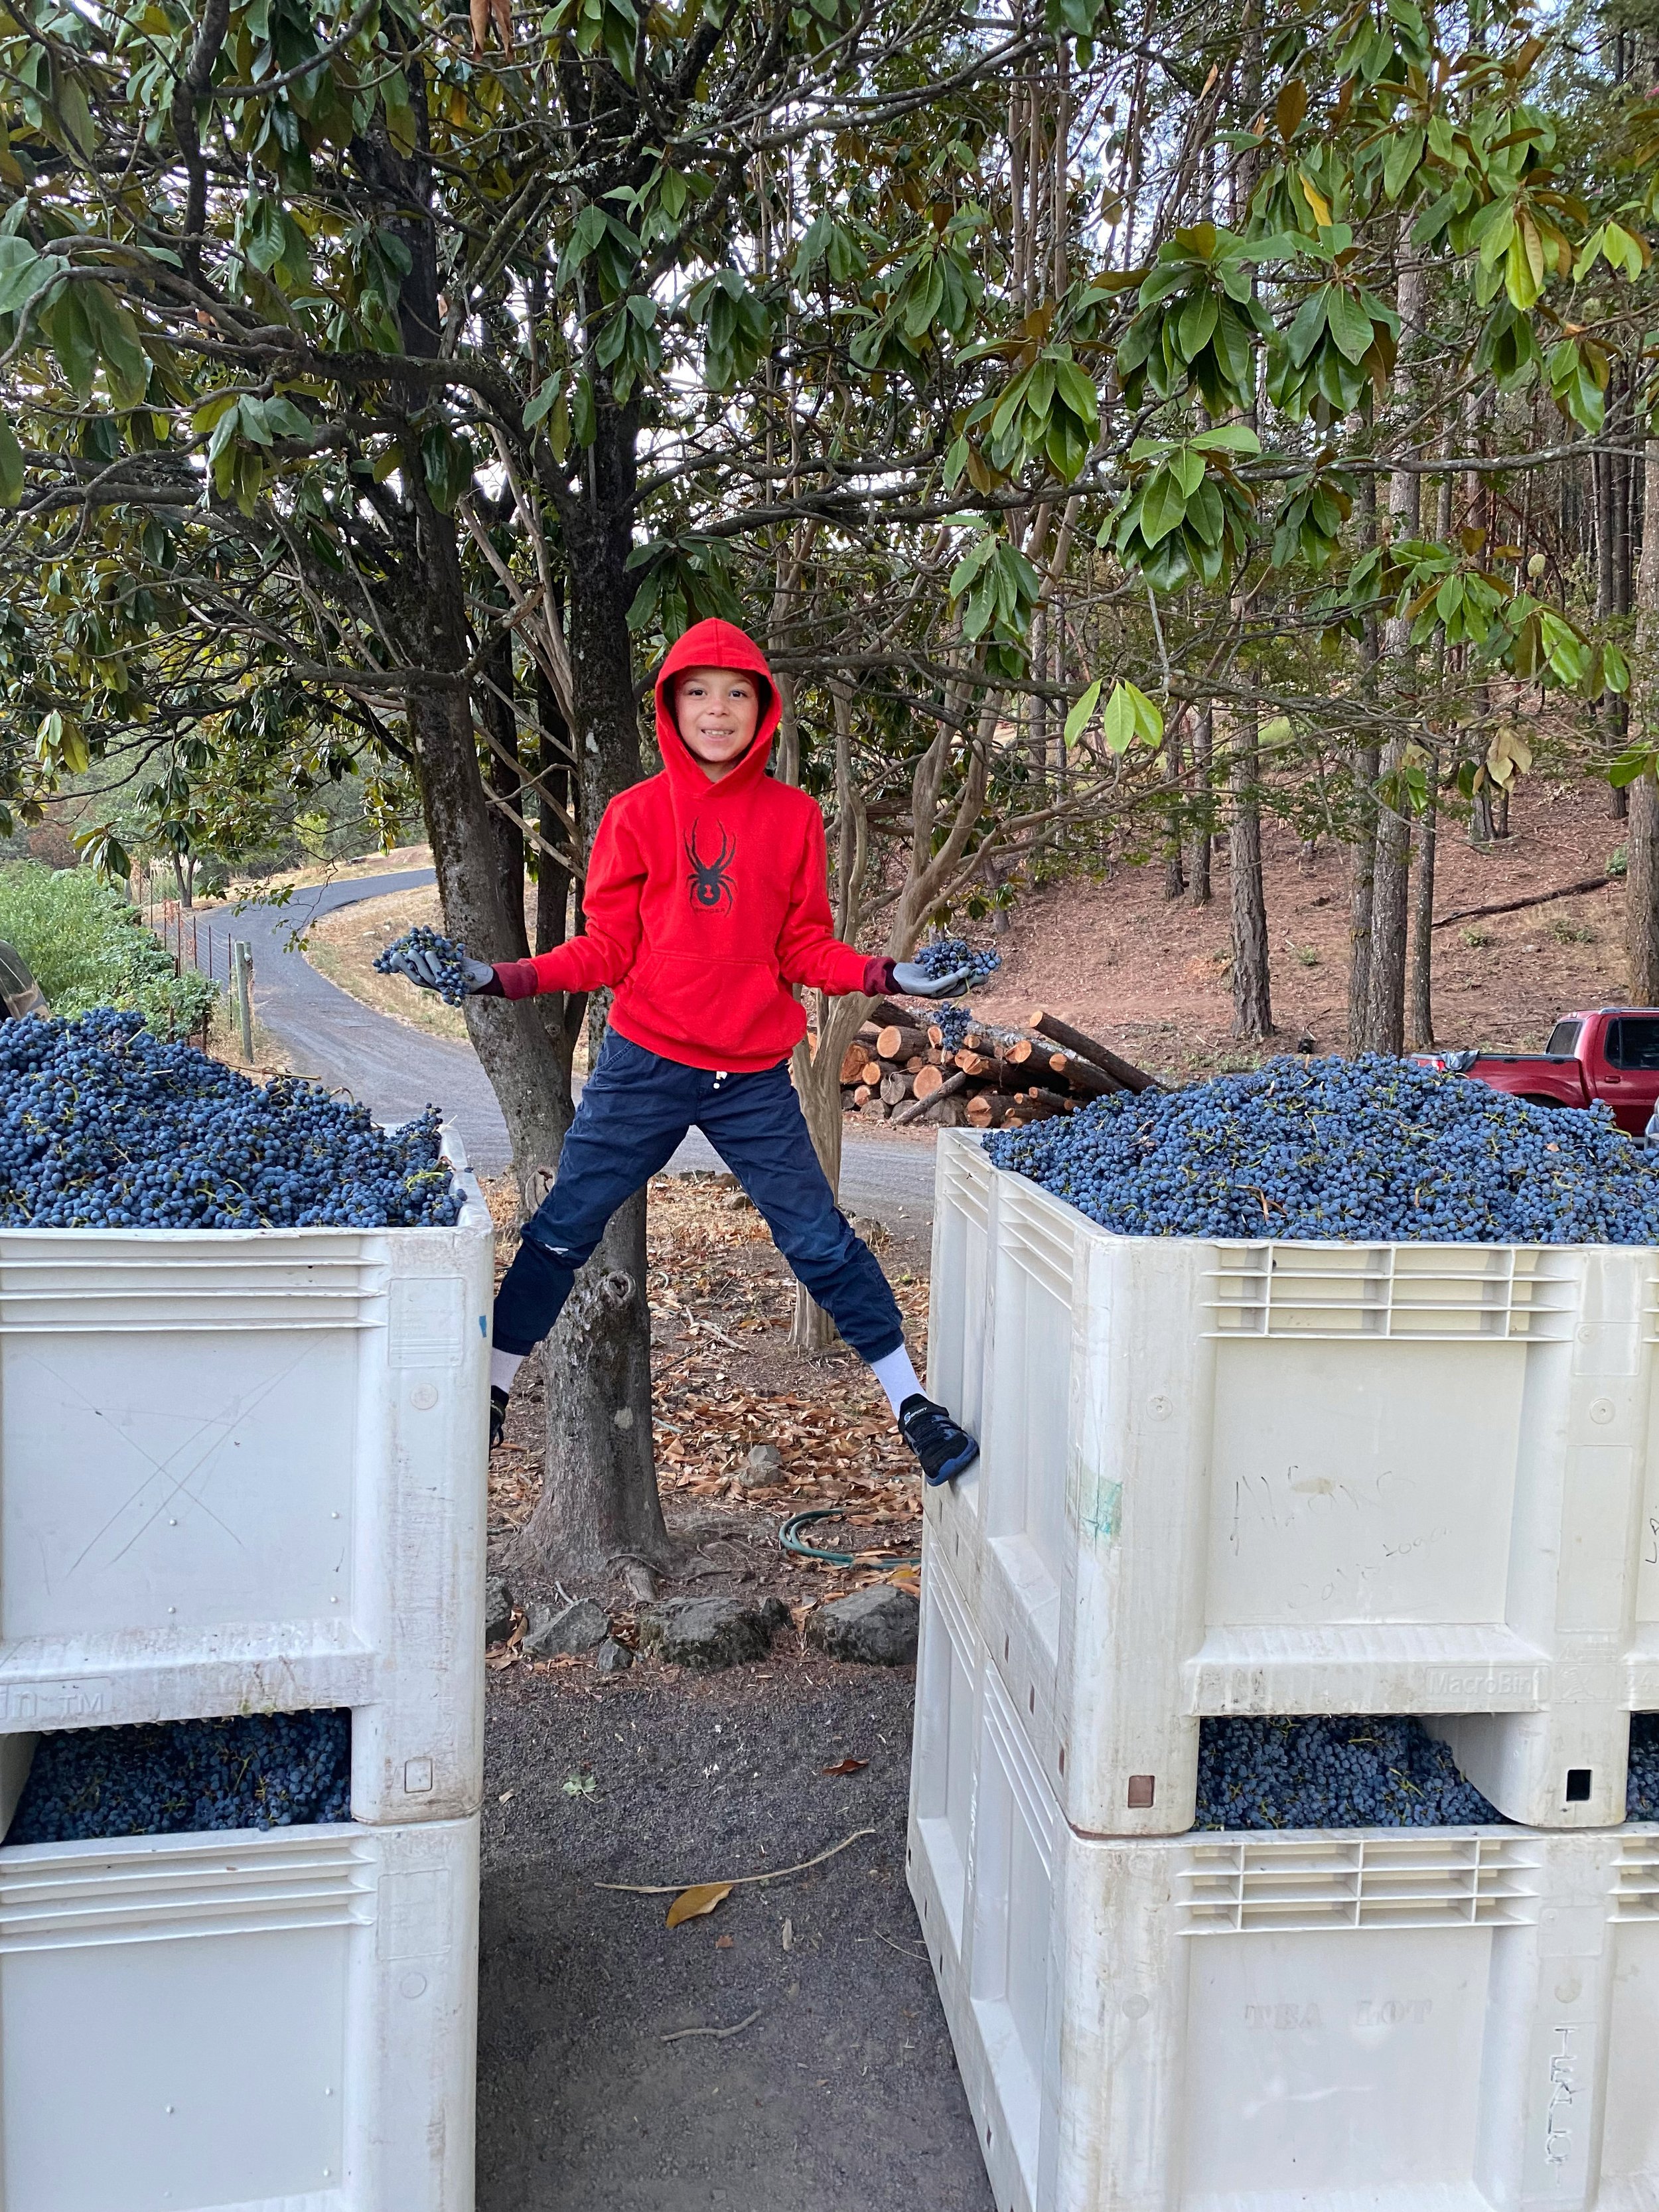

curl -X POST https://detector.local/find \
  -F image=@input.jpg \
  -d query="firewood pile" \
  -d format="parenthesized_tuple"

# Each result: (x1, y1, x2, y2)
(836, 1001, 1161, 1130)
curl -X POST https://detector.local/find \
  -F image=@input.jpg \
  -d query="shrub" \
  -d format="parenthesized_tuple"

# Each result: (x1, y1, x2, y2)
(0, 863, 218, 1035)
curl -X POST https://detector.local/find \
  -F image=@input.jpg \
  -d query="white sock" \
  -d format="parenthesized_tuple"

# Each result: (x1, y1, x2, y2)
(490, 1348, 526, 1394)
(869, 1343, 924, 1416)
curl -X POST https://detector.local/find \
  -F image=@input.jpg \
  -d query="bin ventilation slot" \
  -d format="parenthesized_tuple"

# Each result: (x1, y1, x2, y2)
(1175, 1834, 1541, 1933)
(942, 1155, 990, 1234)
(0, 1830, 372, 1951)
(1613, 1837, 1659, 1921)
(0, 1250, 388, 1333)
(1203, 1244, 1575, 1342)
(1000, 1195, 1074, 1303)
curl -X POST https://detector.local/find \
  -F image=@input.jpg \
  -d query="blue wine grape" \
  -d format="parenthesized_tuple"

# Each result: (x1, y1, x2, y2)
(986, 1053, 1659, 1246)
(1195, 1715, 1503, 1830)
(912, 936, 1002, 990)
(0, 1008, 459, 1228)
(8, 1710, 352, 1842)
(375, 926, 476, 1005)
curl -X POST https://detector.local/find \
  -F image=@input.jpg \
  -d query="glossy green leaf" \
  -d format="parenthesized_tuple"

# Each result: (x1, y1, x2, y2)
(1063, 680, 1102, 745)
(0, 416, 23, 506)
(1138, 467, 1187, 548)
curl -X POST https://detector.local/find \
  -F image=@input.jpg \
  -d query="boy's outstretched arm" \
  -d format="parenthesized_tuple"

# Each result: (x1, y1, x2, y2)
(775, 810, 891, 998)
(491, 807, 646, 1000)
(774, 813, 977, 1001)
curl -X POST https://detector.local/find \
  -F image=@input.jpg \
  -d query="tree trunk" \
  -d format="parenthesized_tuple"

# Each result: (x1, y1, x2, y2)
(790, 679, 873, 1353)
(531, 400, 669, 1580)
(534, 664, 573, 958)
(1228, 703, 1272, 1039)
(482, 627, 530, 959)
(1187, 705, 1212, 905)
(1348, 743, 1378, 1048)
(1364, 741, 1411, 1054)
(1348, 454, 1382, 1048)
(1362, 252, 1421, 1057)
(404, 514, 572, 1184)
(1409, 747, 1438, 1049)
(1163, 709, 1186, 899)
(1625, 435, 1659, 1004)
(374, 78, 575, 1197)
(1595, 413, 1628, 817)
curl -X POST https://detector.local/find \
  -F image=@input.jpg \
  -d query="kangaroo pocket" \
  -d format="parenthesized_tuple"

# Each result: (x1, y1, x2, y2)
(619, 952, 801, 1061)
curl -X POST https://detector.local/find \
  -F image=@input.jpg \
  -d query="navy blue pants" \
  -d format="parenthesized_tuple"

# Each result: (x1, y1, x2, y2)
(493, 1033, 905, 1362)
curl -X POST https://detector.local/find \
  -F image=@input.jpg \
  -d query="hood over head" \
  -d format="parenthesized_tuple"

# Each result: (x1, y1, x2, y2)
(654, 618, 780, 794)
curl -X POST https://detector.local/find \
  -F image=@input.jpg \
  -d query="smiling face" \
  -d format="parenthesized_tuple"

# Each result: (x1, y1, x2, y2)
(672, 666, 762, 782)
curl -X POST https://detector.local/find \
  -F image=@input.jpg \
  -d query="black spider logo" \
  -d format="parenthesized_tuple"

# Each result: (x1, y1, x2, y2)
(685, 819, 736, 915)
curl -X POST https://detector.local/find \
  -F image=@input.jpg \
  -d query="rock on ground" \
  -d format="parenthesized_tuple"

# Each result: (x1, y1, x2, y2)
(637, 1595, 781, 1669)
(593, 1637, 634, 1676)
(807, 1585, 920, 1666)
(484, 1574, 515, 1648)
(522, 1597, 611, 1659)
(739, 1442, 783, 1487)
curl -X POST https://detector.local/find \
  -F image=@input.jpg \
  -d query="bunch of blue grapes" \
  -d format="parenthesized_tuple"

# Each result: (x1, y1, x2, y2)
(914, 936, 1002, 990)
(986, 1053, 1659, 1244)
(374, 925, 476, 1005)
(0, 1009, 459, 1228)
(930, 1002, 975, 1053)
(7, 1711, 352, 1844)
(1627, 1716, 1659, 1818)
(1194, 1716, 1502, 1830)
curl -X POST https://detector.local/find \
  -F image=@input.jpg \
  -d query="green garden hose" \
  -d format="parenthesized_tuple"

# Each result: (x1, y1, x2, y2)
(778, 1507, 920, 1571)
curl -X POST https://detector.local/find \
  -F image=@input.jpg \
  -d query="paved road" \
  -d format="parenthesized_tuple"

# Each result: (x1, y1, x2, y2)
(198, 871, 935, 1222)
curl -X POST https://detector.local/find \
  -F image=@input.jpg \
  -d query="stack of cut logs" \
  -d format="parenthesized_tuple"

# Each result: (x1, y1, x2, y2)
(837, 1003, 1161, 1129)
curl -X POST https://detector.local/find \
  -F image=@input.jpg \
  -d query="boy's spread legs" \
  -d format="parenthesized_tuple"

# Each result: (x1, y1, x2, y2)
(489, 1033, 978, 1481)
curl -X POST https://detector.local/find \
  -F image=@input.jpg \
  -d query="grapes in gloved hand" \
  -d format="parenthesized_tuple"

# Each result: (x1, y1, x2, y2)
(891, 936, 1002, 1000)
(376, 926, 496, 1004)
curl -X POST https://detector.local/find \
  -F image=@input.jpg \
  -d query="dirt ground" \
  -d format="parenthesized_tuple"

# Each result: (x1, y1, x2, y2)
(478, 1666, 991, 2212)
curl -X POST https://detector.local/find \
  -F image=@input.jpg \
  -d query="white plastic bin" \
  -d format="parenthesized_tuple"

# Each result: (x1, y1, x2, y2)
(0, 1140, 493, 1825)
(930, 1130, 1659, 1832)
(908, 1606, 1659, 2212)
(924, 1137, 993, 1613)
(0, 1810, 477, 2211)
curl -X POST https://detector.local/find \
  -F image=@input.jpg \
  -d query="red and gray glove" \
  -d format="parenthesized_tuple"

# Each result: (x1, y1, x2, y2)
(864, 956, 975, 1001)
(386, 945, 502, 995)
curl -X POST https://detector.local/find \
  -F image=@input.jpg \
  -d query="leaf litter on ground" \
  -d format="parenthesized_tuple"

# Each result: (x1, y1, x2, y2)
(483, 1171, 927, 1590)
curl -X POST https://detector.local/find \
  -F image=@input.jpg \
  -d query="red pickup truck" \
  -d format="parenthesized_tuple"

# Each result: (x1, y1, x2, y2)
(1411, 1009, 1659, 1136)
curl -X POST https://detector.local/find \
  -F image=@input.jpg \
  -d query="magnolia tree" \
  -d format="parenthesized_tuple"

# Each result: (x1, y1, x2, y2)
(0, 0, 1654, 1572)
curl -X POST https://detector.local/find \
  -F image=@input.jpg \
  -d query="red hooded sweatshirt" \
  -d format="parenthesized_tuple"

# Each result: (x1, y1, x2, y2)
(492, 618, 889, 1072)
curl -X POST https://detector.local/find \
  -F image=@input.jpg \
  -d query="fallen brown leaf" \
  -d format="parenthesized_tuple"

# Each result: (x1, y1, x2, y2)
(666, 1881, 733, 1929)
(598, 1827, 876, 1899)
(820, 1757, 869, 1777)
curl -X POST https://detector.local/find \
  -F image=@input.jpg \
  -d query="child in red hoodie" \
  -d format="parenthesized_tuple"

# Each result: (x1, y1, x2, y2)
(392, 618, 979, 1486)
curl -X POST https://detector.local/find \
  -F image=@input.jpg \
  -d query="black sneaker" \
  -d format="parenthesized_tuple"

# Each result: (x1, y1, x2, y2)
(488, 1386, 509, 1450)
(899, 1393, 979, 1487)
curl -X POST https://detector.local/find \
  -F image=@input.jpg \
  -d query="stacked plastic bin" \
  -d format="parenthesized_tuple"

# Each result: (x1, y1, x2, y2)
(910, 1128, 1659, 2212)
(0, 1134, 494, 2212)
